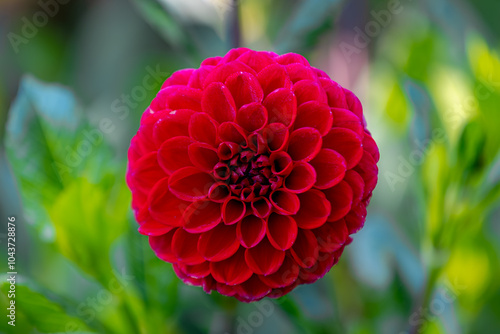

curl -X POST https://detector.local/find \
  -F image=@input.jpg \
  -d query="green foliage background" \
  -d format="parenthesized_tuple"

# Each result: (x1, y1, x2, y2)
(0, 0, 499, 333)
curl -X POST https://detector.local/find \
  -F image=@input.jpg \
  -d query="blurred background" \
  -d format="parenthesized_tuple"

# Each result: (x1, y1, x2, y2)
(1, 0, 499, 333)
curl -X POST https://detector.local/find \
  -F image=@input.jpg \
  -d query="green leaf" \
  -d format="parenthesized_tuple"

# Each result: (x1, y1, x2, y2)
(385, 82, 411, 129)
(5, 75, 84, 229)
(48, 175, 130, 281)
(130, 0, 187, 49)
(455, 118, 486, 177)
(0, 283, 93, 333)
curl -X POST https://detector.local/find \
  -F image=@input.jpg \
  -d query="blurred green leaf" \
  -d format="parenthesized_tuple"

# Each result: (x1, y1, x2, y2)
(385, 82, 411, 129)
(275, 0, 342, 53)
(131, 0, 187, 49)
(404, 33, 436, 82)
(0, 283, 93, 333)
(5, 75, 84, 229)
(456, 118, 486, 177)
(49, 175, 130, 281)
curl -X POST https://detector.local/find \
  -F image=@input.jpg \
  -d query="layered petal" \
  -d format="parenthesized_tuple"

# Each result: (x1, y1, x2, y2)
(168, 167, 214, 201)
(211, 248, 253, 285)
(198, 224, 240, 261)
(245, 238, 286, 275)
(266, 213, 298, 250)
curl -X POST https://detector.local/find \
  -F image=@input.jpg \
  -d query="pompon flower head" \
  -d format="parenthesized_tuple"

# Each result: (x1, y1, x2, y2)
(126, 48, 379, 302)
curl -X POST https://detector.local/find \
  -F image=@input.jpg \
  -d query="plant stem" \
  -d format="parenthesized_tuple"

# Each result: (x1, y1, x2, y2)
(408, 258, 442, 334)
(228, 0, 241, 48)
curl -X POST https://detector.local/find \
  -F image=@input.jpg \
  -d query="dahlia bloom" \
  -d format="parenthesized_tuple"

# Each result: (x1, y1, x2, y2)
(126, 48, 379, 302)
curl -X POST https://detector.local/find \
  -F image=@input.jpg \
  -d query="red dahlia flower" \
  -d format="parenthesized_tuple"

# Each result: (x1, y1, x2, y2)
(126, 48, 379, 302)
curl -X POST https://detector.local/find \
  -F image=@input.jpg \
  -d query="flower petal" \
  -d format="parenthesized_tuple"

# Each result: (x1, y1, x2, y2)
(151, 86, 202, 112)
(157, 136, 194, 174)
(221, 48, 252, 63)
(171, 228, 205, 265)
(188, 142, 219, 172)
(285, 63, 316, 82)
(236, 102, 268, 132)
(363, 132, 380, 163)
(309, 149, 346, 189)
(257, 64, 292, 96)
(295, 101, 333, 136)
(213, 162, 230, 181)
(128, 151, 166, 195)
(287, 127, 322, 162)
(323, 181, 353, 222)
(222, 197, 246, 225)
(269, 151, 293, 176)
(258, 256, 299, 288)
(331, 107, 363, 136)
(148, 177, 189, 226)
(323, 128, 363, 169)
(263, 88, 297, 127)
(202, 82, 237, 123)
(183, 200, 222, 233)
(298, 252, 335, 283)
(262, 123, 289, 152)
(203, 61, 256, 88)
(153, 109, 195, 146)
(270, 189, 300, 215)
(245, 238, 285, 275)
(266, 213, 298, 250)
(276, 53, 310, 66)
(187, 66, 215, 89)
(343, 88, 364, 121)
(293, 80, 327, 106)
(218, 122, 247, 146)
(178, 261, 211, 279)
(201, 57, 222, 66)
(161, 68, 194, 88)
(237, 50, 276, 72)
(149, 229, 177, 263)
(237, 215, 266, 248)
(283, 162, 316, 193)
(313, 219, 349, 253)
(168, 167, 214, 201)
(225, 72, 264, 108)
(319, 78, 348, 109)
(354, 151, 378, 199)
(234, 275, 272, 302)
(138, 219, 175, 236)
(217, 142, 240, 160)
(290, 229, 319, 268)
(251, 197, 272, 218)
(208, 182, 231, 203)
(198, 223, 240, 261)
(344, 202, 367, 234)
(344, 170, 365, 206)
(293, 189, 331, 229)
(188, 112, 218, 146)
(210, 248, 253, 285)
(173, 264, 202, 285)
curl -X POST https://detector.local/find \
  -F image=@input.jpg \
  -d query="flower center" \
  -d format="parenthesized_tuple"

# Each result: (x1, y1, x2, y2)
(215, 148, 283, 201)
